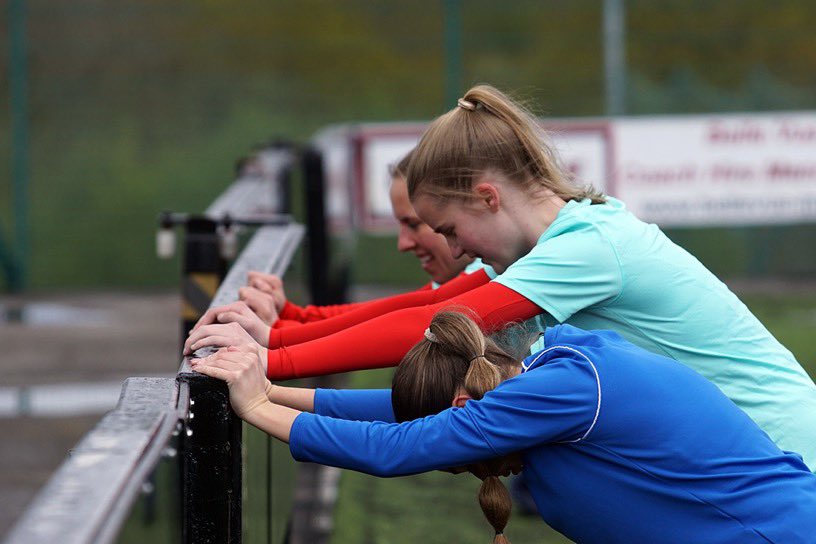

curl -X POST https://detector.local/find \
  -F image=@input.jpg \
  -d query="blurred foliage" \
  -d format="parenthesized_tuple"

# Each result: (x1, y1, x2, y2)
(1, 0, 816, 289)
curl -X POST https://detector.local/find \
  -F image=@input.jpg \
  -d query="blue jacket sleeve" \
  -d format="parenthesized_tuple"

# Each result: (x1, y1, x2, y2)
(313, 388, 395, 423)
(290, 356, 600, 477)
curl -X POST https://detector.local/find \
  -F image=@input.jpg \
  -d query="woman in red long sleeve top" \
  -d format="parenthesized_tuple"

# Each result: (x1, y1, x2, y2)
(185, 154, 497, 365)
(241, 152, 481, 326)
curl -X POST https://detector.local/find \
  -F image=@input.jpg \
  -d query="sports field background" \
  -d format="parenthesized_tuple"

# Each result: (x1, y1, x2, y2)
(3, 2, 816, 542)
(3, 1, 816, 291)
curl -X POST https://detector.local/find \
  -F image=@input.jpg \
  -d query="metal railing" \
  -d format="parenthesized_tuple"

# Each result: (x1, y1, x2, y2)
(3, 143, 335, 544)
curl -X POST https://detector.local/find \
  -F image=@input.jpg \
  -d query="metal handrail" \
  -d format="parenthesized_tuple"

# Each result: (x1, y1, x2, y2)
(4, 378, 181, 544)
(4, 145, 305, 544)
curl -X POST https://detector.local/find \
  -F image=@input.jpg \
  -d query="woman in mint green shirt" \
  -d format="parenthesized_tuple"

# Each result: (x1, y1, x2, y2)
(406, 84, 816, 470)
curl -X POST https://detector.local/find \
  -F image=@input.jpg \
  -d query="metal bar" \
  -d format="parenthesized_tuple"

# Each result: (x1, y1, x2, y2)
(177, 374, 242, 544)
(603, 0, 627, 116)
(4, 378, 181, 544)
(8, 0, 30, 292)
(443, 0, 463, 110)
(181, 217, 227, 341)
(302, 147, 332, 306)
(161, 212, 294, 229)
(206, 148, 294, 218)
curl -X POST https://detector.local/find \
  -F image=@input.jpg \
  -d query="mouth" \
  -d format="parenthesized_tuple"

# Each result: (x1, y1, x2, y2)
(416, 253, 434, 267)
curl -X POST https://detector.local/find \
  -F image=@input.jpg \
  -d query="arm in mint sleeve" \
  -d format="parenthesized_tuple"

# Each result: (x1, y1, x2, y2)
(288, 356, 600, 477)
(313, 388, 395, 422)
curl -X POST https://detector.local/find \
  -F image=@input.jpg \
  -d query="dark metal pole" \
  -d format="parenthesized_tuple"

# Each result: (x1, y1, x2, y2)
(603, 0, 627, 116)
(181, 217, 227, 345)
(302, 147, 332, 306)
(8, 0, 30, 292)
(443, 0, 463, 110)
(178, 375, 242, 544)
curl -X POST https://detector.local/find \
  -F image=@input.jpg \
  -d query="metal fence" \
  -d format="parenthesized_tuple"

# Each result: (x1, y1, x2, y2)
(3, 142, 348, 543)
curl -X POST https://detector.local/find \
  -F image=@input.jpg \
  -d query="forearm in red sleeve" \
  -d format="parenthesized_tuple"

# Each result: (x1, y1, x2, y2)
(273, 318, 304, 329)
(268, 270, 492, 349)
(266, 282, 541, 380)
(279, 300, 365, 323)
(278, 277, 438, 324)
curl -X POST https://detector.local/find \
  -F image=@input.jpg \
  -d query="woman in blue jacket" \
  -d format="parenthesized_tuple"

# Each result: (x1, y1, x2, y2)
(191, 312, 816, 544)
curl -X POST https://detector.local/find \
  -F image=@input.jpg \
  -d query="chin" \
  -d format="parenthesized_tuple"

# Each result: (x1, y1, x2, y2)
(432, 268, 462, 284)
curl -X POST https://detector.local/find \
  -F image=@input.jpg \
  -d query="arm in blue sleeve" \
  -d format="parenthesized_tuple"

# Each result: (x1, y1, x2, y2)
(313, 388, 395, 423)
(289, 356, 600, 477)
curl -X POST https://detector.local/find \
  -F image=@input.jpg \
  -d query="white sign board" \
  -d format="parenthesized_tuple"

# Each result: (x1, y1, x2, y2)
(319, 112, 816, 231)
(615, 114, 816, 226)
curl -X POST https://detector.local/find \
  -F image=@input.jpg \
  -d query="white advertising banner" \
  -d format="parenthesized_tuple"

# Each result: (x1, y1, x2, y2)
(323, 112, 816, 231)
(615, 113, 816, 226)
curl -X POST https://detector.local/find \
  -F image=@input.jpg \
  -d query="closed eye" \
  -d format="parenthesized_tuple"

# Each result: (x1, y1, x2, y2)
(435, 225, 455, 237)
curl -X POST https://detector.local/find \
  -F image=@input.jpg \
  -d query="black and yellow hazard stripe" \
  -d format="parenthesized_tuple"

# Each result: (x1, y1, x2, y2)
(182, 272, 220, 322)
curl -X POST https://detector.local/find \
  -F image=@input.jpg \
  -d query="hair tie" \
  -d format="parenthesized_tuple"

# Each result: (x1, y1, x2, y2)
(468, 354, 487, 364)
(457, 98, 476, 111)
(424, 328, 438, 343)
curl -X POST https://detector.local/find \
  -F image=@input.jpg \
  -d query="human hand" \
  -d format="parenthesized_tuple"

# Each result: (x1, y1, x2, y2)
(184, 321, 268, 362)
(239, 286, 279, 325)
(247, 271, 287, 312)
(186, 302, 271, 349)
(190, 345, 269, 419)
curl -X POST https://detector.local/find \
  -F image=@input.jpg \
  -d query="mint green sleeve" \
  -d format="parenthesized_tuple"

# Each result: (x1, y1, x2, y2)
(494, 227, 623, 323)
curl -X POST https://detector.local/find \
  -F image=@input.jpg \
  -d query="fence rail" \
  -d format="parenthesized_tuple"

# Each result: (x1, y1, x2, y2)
(5, 378, 180, 544)
(3, 143, 328, 544)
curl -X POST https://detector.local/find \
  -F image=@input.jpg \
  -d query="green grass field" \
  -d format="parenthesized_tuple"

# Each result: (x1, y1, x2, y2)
(329, 289, 816, 544)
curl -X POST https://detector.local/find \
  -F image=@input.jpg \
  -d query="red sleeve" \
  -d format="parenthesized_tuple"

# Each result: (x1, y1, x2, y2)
(272, 318, 304, 329)
(279, 279, 436, 323)
(279, 300, 365, 323)
(268, 270, 491, 349)
(266, 282, 541, 380)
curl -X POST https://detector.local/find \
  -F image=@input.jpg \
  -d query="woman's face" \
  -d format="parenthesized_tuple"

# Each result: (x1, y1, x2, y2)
(389, 177, 471, 284)
(411, 176, 525, 275)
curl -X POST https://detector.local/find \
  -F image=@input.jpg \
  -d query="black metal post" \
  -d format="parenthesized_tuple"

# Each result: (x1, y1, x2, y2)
(181, 217, 227, 344)
(178, 374, 243, 544)
(302, 147, 332, 306)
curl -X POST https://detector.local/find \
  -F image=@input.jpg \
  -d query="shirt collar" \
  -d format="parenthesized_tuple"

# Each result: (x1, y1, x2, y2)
(521, 332, 548, 373)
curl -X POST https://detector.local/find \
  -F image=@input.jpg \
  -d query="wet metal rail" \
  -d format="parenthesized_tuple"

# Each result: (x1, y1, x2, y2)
(4, 144, 307, 544)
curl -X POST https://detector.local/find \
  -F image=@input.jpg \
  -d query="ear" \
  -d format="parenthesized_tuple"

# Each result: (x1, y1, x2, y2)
(473, 182, 501, 213)
(451, 390, 473, 408)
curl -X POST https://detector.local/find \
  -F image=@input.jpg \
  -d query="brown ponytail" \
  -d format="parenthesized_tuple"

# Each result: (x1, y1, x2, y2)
(407, 84, 605, 205)
(480, 474, 513, 544)
(392, 310, 519, 543)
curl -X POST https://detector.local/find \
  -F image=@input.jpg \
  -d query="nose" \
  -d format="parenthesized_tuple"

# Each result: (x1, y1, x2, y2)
(397, 226, 416, 252)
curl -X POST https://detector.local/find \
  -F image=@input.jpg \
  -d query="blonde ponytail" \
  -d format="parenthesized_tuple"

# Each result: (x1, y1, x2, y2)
(464, 355, 502, 400)
(407, 84, 605, 205)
